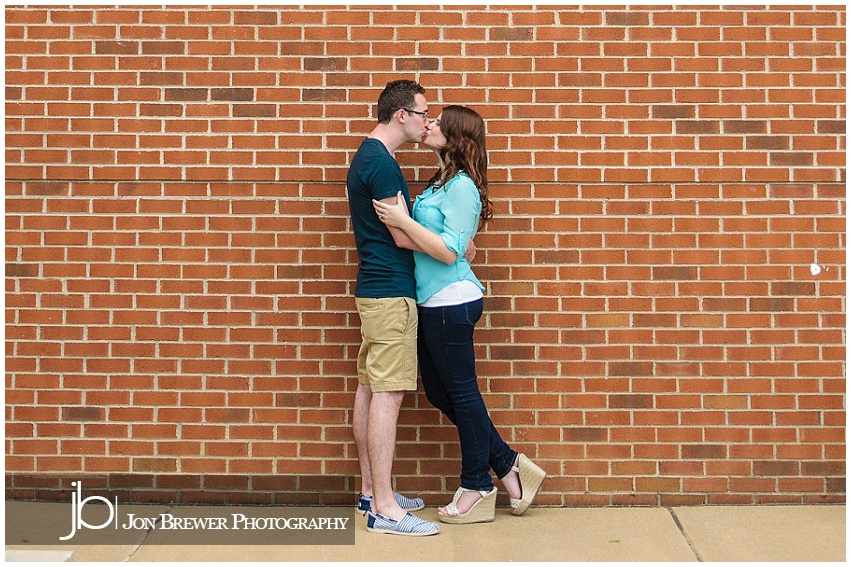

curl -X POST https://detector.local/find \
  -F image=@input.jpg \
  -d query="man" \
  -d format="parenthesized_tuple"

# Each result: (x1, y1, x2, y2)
(346, 80, 439, 536)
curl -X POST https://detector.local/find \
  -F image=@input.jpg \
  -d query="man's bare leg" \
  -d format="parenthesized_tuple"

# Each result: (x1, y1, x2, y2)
(368, 390, 407, 521)
(353, 383, 373, 496)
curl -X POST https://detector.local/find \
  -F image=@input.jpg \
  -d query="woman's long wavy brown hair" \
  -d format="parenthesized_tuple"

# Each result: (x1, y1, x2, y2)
(426, 105, 494, 223)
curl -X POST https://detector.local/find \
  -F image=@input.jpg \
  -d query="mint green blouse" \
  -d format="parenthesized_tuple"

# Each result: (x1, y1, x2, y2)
(411, 172, 485, 304)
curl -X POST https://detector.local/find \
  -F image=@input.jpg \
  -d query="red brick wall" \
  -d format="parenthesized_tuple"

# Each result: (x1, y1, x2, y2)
(5, 6, 846, 505)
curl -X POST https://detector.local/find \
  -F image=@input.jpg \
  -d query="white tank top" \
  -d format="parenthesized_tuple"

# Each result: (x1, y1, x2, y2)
(419, 280, 484, 308)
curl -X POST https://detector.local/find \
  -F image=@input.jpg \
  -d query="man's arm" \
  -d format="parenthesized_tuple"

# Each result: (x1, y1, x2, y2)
(375, 193, 457, 265)
(380, 196, 423, 252)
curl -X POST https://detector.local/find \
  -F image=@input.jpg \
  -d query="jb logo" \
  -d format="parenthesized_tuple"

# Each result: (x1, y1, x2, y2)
(60, 481, 118, 541)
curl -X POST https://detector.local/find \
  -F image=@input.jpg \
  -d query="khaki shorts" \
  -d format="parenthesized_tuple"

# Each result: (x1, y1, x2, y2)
(355, 297, 418, 392)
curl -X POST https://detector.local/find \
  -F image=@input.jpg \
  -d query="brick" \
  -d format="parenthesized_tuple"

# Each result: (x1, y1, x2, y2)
(232, 104, 276, 118)
(610, 362, 654, 377)
(676, 120, 721, 134)
(747, 135, 789, 150)
(211, 87, 254, 101)
(139, 71, 183, 86)
(490, 27, 533, 41)
(142, 41, 184, 55)
(304, 57, 347, 72)
(564, 428, 608, 442)
(95, 40, 138, 54)
(233, 11, 278, 26)
(63, 407, 106, 421)
(682, 444, 727, 459)
(754, 461, 800, 476)
(724, 120, 767, 133)
(606, 11, 650, 26)
(652, 266, 698, 281)
(749, 297, 794, 312)
(609, 394, 654, 409)
(652, 105, 695, 119)
(395, 57, 440, 71)
(3, 5, 844, 507)
(817, 120, 845, 133)
(301, 88, 346, 102)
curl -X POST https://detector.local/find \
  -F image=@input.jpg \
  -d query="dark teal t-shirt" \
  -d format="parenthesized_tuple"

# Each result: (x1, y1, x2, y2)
(346, 138, 416, 299)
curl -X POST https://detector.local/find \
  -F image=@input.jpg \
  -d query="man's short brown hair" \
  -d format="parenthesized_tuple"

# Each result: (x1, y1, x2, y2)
(376, 80, 425, 124)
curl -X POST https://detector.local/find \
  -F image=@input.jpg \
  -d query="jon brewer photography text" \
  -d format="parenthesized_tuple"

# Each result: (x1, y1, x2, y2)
(123, 513, 350, 531)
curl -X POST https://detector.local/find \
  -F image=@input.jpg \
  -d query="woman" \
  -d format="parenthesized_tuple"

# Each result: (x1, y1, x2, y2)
(373, 105, 546, 524)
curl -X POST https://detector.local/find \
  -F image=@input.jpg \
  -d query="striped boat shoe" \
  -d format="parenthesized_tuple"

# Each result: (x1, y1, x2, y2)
(366, 511, 440, 537)
(356, 492, 425, 516)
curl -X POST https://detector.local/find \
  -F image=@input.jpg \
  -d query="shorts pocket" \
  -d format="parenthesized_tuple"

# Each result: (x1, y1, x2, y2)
(357, 298, 410, 340)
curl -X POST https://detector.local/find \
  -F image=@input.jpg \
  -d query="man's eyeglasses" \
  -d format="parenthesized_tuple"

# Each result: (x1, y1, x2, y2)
(392, 107, 429, 120)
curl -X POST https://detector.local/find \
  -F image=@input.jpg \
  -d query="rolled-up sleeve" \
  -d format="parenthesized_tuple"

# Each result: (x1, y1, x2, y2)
(438, 177, 481, 257)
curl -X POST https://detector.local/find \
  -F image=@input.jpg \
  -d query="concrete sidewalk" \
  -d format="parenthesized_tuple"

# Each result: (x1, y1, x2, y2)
(5, 502, 846, 562)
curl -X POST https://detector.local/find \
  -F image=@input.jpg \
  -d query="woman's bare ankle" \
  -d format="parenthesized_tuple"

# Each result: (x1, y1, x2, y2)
(500, 470, 522, 500)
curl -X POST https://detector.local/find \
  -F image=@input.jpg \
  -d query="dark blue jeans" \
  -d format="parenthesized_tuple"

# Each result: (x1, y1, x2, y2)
(418, 298, 517, 491)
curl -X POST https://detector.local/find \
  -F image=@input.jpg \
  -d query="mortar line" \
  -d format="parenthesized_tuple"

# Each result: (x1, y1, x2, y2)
(6, 178, 840, 186)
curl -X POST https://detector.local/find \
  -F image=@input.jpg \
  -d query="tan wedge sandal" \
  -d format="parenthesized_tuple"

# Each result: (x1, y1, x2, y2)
(437, 486, 497, 524)
(510, 453, 546, 516)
